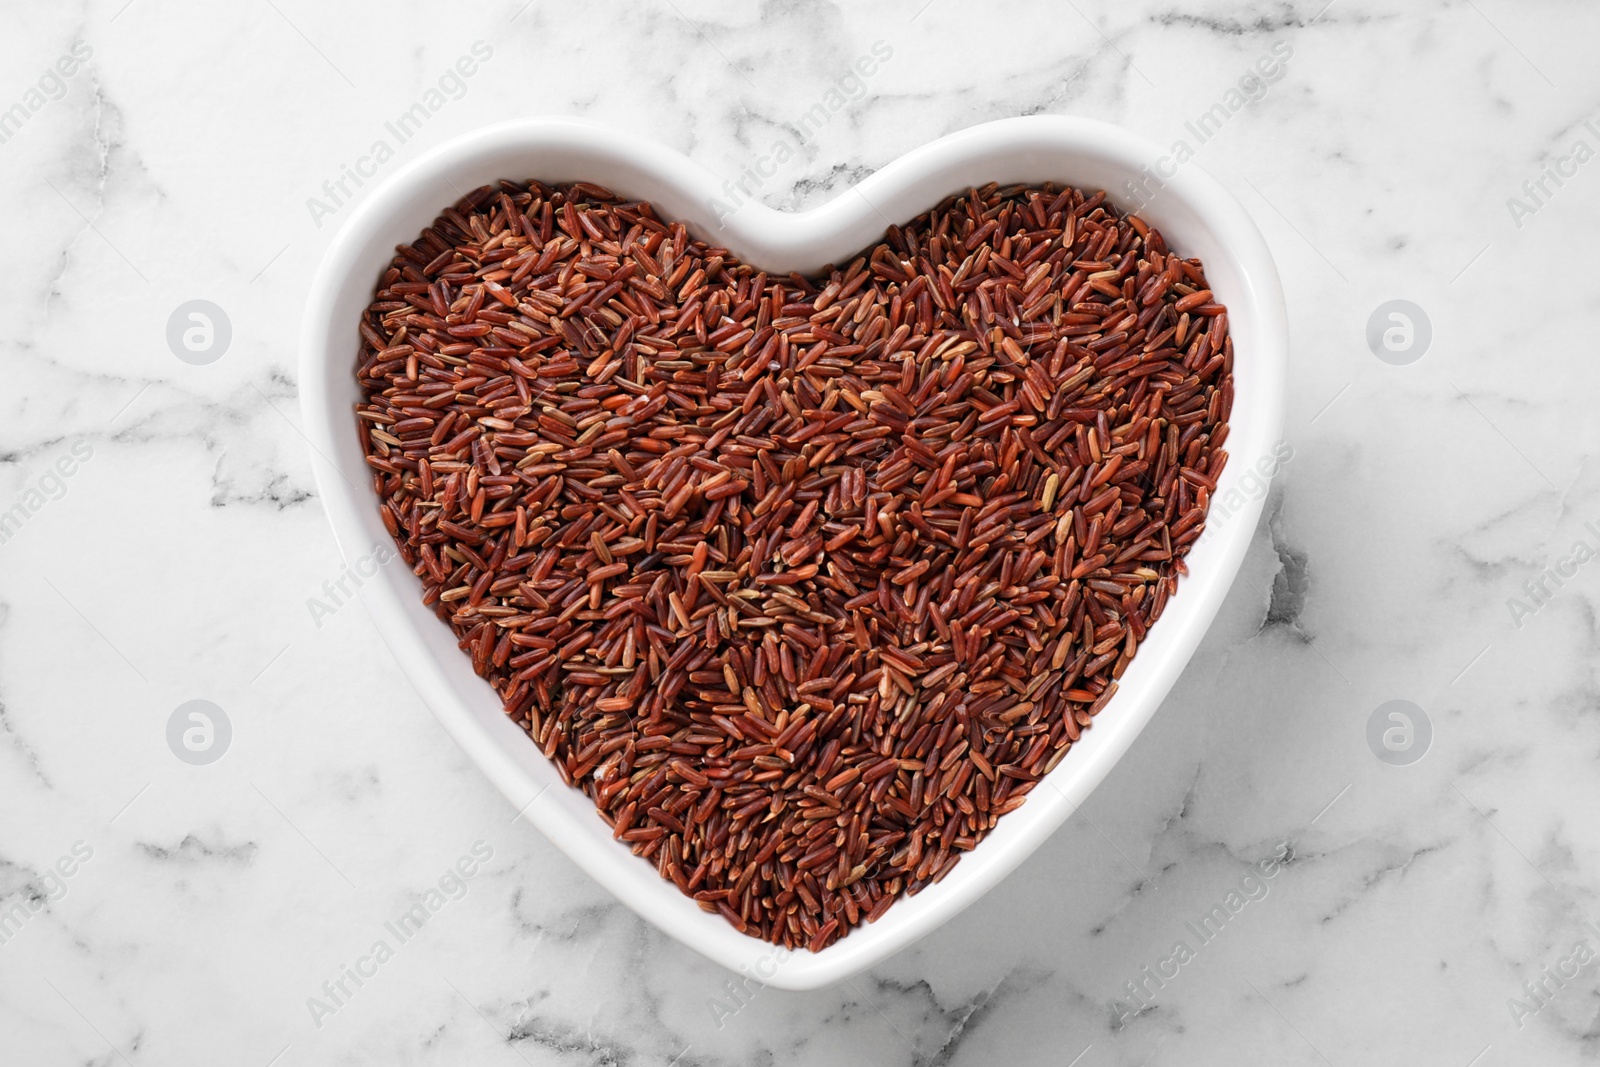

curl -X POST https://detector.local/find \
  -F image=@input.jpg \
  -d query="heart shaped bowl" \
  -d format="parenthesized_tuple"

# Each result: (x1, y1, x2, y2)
(300, 115, 1286, 990)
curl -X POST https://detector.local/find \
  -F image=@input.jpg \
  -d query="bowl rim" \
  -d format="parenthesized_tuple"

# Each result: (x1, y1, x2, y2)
(299, 114, 1287, 991)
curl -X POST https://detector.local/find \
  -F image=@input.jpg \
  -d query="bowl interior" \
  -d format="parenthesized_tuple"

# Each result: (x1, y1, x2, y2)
(300, 117, 1285, 990)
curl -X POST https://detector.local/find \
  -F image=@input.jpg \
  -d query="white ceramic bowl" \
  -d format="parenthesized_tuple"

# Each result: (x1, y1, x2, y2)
(300, 116, 1286, 990)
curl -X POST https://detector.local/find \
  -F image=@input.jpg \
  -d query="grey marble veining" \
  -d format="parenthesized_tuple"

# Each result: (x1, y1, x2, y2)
(2, 1, 1598, 1063)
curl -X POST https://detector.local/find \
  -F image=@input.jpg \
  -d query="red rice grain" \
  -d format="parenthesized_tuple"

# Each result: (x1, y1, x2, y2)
(354, 180, 1233, 951)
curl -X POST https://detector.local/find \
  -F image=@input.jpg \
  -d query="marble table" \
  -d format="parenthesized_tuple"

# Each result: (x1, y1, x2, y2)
(2, 1, 1595, 1063)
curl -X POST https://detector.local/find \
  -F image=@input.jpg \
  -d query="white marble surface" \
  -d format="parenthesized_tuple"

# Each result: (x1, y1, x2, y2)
(3, 1, 1598, 1063)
